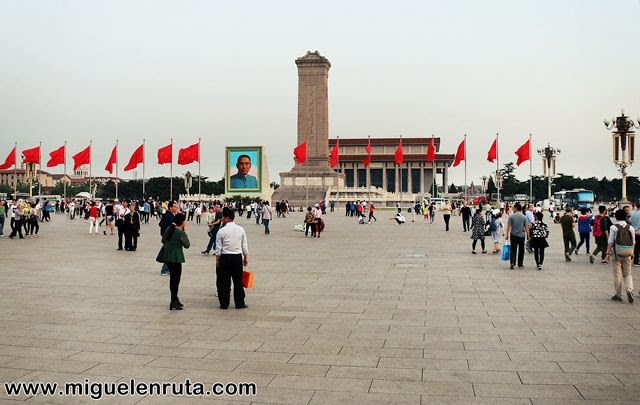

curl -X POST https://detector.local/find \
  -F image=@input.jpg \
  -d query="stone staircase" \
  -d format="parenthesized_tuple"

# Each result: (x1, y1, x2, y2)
(271, 186, 328, 209)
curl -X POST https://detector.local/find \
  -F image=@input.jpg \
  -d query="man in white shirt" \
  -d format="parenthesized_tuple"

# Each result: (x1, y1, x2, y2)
(607, 209, 636, 303)
(261, 201, 272, 235)
(116, 201, 130, 251)
(215, 207, 249, 309)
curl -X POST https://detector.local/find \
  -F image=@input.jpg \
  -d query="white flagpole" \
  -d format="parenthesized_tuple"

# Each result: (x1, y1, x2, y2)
(198, 138, 201, 201)
(115, 140, 119, 200)
(529, 133, 533, 203)
(463, 134, 467, 202)
(63, 140, 67, 200)
(399, 135, 403, 204)
(13, 142, 17, 199)
(496, 133, 500, 203)
(142, 139, 146, 198)
(37, 141, 42, 200)
(432, 134, 436, 198)
(170, 138, 173, 201)
(367, 135, 371, 202)
(89, 140, 93, 199)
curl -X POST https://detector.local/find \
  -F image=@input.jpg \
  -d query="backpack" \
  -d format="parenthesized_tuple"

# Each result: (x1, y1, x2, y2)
(614, 224, 634, 257)
(592, 215, 602, 237)
(489, 219, 497, 232)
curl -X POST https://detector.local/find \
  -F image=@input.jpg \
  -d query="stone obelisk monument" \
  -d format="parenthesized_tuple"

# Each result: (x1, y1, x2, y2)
(274, 51, 342, 205)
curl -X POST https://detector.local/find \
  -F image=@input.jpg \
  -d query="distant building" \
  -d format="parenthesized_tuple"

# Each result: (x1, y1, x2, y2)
(329, 137, 454, 194)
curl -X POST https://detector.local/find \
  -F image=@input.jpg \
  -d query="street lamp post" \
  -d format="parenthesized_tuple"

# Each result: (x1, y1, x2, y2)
(494, 170, 503, 201)
(480, 176, 488, 195)
(537, 143, 560, 203)
(604, 110, 638, 206)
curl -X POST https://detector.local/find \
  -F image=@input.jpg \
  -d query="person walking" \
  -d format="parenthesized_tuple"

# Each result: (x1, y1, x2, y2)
(530, 211, 549, 271)
(215, 207, 249, 310)
(159, 201, 177, 275)
(313, 203, 323, 237)
(470, 208, 487, 254)
(116, 200, 130, 251)
(591, 205, 612, 265)
(630, 202, 640, 266)
(560, 206, 577, 262)
(0, 200, 5, 238)
(368, 202, 377, 222)
(124, 203, 141, 251)
(104, 201, 115, 236)
(88, 201, 99, 234)
(201, 205, 222, 254)
(162, 213, 190, 310)
(429, 202, 436, 224)
(441, 201, 452, 231)
(28, 202, 40, 238)
(607, 209, 635, 303)
(261, 201, 272, 235)
(8, 201, 24, 239)
(575, 208, 592, 256)
(505, 202, 529, 269)
(460, 202, 472, 232)
(304, 207, 315, 237)
(490, 211, 504, 254)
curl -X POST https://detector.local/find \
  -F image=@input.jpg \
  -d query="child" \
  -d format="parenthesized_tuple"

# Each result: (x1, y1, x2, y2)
(575, 208, 592, 255)
(490, 212, 503, 253)
(304, 207, 315, 237)
(530, 211, 550, 271)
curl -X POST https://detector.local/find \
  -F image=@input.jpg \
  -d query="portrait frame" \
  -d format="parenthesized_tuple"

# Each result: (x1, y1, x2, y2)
(226, 146, 263, 193)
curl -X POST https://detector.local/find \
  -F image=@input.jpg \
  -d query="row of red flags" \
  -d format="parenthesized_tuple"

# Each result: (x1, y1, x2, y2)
(294, 136, 531, 168)
(0, 142, 200, 173)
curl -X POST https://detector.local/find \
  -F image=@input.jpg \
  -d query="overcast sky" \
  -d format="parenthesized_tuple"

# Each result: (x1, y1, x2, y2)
(1, 0, 639, 186)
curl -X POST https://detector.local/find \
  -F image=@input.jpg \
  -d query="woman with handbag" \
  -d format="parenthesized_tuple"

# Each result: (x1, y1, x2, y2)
(161, 213, 190, 310)
(530, 211, 550, 271)
(470, 208, 487, 254)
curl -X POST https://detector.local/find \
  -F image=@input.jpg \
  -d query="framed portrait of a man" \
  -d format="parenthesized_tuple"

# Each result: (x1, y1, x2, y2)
(226, 146, 262, 193)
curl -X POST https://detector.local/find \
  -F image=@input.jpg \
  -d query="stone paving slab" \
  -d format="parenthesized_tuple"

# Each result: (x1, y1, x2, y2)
(1, 211, 640, 403)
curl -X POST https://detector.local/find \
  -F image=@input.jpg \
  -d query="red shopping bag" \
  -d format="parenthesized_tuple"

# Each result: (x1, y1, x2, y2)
(242, 270, 254, 288)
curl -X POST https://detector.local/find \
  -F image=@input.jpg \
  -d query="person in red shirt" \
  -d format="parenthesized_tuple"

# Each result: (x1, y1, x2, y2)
(368, 201, 377, 222)
(88, 201, 99, 234)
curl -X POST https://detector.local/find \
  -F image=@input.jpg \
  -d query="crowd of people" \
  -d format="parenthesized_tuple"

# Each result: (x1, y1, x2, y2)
(2, 194, 639, 307)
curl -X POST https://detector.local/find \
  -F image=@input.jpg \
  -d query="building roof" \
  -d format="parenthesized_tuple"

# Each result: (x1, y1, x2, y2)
(329, 137, 442, 147)
(0, 169, 53, 175)
(338, 153, 454, 163)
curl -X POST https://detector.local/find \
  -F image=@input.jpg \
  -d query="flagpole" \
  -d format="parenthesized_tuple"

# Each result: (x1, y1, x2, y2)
(198, 137, 201, 201)
(89, 140, 93, 199)
(63, 140, 67, 200)
(367, 135, 371, 203)
(13, 142, 17, 199)
(496, 133, 500, 204)
(463, 134, 467, 202)
(399, 135, 403, 205)
(529, 133, 533, 203)
(142, 139, 146, 198)
(432, 134, 436, 199)
(170, 138, 173, 201)
(115, 140, 119, 200)
(37, 141, 42, 201)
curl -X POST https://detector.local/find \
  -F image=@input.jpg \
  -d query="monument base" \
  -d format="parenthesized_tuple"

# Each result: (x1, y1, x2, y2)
(272, 169, 343, 208)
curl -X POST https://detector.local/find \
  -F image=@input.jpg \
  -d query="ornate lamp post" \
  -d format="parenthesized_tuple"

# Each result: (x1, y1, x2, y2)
(604, 110, 638, 205)
(480, 176, 488, 194)
(494, 170, 503, 201)
(537, 143, 560, 203)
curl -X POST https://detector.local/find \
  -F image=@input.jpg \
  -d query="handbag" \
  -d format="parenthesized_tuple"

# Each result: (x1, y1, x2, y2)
(155, 246, 166, 263)
(501, 242, 511, 261)
(242, 270, 254, 288)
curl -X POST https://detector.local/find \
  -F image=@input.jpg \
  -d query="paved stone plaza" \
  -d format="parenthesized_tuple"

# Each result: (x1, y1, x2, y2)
(1, 211, 640, 404)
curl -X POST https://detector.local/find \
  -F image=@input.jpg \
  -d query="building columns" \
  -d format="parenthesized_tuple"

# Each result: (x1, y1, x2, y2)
(383, 163, 388, 191)
(407, 163, 412, 194)
(420, 166, 425, 194)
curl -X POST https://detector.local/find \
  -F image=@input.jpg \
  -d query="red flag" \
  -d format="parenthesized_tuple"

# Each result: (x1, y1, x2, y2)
(453, 139, 465, 167)
(362, 139, 372, 167)
(515, 139, 531, 166)
(22, 146, 40, 164)
(178, 143, 199, 165)
(294, 142, 307, 164)
(105, 145, 117, 174)
(487, 138, 497, 163)
(158, 144, 172, 165)
(394, 139, 403, 165)
(0, 147, 16, 170)
(72, 145, 91, 171)
(329, 140, 339, 168)
(47, 145, 65, 167)
(124, 144, 144, 171)
(426, 138, 436, 163)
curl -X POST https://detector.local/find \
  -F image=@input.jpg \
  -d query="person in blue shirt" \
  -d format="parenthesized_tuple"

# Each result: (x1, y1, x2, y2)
(230, 155, 258, 189)
(575, 208, 593, 255)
